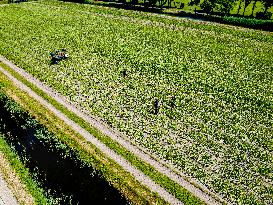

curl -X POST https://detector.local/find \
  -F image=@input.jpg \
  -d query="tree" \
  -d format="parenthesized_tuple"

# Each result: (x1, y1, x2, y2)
(242, 0, 252, 16)
(188, 0, 201, 7)
(200, 0, 216, 14)
(198, 0, 236, 14)
(216, 0, 236, 14)
(188, 0, 201, 12)
(237, 0, 243, 14)
(251, 0, 258, 16)
(261, 0, 273, 12)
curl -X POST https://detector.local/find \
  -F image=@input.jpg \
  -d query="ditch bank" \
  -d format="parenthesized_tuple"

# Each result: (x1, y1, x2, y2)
(0, 92, 130, 205)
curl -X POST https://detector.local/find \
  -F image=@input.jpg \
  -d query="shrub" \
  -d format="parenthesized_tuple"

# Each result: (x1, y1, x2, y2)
(223, 15, 273, 30)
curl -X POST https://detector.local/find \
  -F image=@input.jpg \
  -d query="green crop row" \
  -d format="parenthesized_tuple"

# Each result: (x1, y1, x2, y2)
(0, 1, 272, 204)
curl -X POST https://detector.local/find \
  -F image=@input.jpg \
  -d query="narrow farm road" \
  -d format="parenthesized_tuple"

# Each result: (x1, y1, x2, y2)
(0, 56, 223, 205)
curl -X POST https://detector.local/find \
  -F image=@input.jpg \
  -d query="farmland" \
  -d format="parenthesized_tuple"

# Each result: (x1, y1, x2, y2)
(0, 0, 273, 204)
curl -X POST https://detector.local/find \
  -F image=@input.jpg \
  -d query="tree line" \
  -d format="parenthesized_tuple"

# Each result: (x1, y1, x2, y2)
(107, 0, 273, 19)
(191, 0, 273, 17)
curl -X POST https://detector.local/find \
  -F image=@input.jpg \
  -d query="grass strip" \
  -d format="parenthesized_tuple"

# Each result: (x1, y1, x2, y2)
(0, 133, 49, 204)
(0, 61, 207, 205)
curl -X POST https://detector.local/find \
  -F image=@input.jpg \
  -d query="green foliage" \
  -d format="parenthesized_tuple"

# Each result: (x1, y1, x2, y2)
(0, 0, 7, 4)
(200, 0, 214, 13)
(89, 0, 273, 19)
(223, 15, 273, 27)
(188, 0, 201, 6)
(261, 0, 273, 12)
(0, 82, 4, 89)
(199, 0, 237, 14)
(216, 0, 236, 13)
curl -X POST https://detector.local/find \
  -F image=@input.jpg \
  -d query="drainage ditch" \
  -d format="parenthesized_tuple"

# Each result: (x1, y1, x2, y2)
(0, 93, 130, 205)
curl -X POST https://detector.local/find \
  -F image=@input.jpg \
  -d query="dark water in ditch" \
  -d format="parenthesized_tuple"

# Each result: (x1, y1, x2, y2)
(0, 93, 130, 205)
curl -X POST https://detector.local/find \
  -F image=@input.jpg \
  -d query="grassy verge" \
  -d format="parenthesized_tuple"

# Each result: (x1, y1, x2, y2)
(0, 133, 49, 204)
(0, 60, 207, 204)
